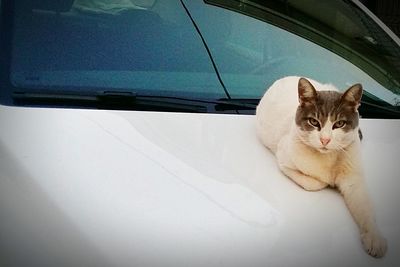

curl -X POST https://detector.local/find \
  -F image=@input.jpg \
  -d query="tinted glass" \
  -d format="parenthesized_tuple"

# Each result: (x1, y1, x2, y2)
(203, 0, 400, 105)
(10, 0, 226, 99)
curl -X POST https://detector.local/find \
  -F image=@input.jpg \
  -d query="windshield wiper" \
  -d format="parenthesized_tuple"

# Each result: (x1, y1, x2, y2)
(12, 91, 206, 112)
(12, 90, 399, 117)
(12, 91, 257, 113)
(214, 98, 258, 111)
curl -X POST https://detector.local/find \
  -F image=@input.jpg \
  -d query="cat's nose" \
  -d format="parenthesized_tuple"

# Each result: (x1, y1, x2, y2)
(320, 137, 331, 146)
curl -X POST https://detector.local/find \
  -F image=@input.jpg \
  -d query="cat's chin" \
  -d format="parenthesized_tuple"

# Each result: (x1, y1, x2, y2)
(317, 147, 334, 154)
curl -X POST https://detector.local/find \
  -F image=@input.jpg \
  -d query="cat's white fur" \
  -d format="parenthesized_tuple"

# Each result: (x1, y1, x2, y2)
(256, 76, 387, 257)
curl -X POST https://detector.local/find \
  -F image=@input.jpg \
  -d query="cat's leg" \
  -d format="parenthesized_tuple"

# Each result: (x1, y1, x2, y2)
(276, 136, 328, 191)
(336, 176, 387, 258)
(279, 165, 328, 191)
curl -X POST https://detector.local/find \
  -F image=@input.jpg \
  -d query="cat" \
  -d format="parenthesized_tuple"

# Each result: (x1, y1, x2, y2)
(255, 76, 387, 258)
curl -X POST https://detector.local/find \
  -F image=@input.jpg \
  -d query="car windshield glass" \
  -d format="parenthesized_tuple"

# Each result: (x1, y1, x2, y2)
(7, 0, 227, 99)
(202, 0, 400, 105)
(1, 0, 400, 117)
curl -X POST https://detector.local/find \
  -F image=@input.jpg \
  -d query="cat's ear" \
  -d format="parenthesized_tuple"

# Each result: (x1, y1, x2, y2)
(341, 83, 363, 110)
(298, 78, 317, 105)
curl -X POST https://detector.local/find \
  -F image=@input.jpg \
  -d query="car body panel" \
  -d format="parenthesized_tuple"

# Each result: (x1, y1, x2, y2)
(0, 105, 399, 267)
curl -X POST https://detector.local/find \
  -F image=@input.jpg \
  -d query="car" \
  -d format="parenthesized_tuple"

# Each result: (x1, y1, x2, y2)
(0, 0, 399, 266)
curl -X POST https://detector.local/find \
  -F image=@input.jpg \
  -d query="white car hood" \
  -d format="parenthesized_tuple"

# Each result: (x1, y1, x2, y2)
(0, 105, 399, 267)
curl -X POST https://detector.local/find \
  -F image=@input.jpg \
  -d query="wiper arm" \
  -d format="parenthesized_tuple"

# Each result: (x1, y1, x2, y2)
(12, 91, 258, 113)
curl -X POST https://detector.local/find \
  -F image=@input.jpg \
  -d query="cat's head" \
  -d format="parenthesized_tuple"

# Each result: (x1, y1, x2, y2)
(295, 78, 362, 153)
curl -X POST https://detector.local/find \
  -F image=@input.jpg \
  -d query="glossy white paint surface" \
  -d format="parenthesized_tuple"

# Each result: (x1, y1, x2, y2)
(0, 105, 399, 267)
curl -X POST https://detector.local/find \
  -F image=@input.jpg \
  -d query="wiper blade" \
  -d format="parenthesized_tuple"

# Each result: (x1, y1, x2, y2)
(213, 98, 258, 111)
(12, 91, 258, 113)
(12, 91, 207, 112)
(14, 90, 399, 118)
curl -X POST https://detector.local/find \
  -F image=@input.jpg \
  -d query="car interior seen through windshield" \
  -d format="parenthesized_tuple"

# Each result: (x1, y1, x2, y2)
(1, 0, 399, 118)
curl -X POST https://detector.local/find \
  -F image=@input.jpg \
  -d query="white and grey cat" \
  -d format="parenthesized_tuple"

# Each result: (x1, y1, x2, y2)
(256, 76, 387, 258)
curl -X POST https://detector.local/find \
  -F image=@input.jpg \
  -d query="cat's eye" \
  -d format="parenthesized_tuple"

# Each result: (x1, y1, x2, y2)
(308, 118, 320, 128)
(333, 120, 346, 129)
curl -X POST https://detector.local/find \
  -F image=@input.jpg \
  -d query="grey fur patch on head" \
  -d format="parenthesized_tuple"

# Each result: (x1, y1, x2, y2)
(295, 78, 362, 133)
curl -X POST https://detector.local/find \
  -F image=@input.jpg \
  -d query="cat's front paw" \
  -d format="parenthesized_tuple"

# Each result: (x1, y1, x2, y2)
(361, 231, 387, 258)
(301, 179, 328, 191)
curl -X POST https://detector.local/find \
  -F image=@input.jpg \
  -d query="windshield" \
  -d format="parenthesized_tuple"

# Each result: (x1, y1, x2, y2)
(7, 0, 227, 99)
(1, 0, 400, 117)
